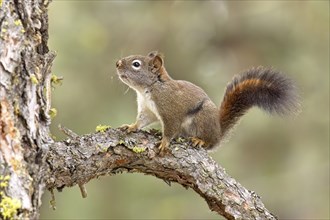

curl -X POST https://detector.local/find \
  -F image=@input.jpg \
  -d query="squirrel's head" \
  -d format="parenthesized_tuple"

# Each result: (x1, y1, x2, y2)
(116, 51, 170, 91)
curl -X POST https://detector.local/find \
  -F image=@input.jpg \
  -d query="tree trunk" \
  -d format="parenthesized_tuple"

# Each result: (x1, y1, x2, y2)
(0, 1, 276, 219)
(0, 0, 54, 218)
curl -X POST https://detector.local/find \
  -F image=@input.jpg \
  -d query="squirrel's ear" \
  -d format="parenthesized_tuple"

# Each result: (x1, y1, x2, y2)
(147, 51, 158, 58)
(149, 52, 164, 73)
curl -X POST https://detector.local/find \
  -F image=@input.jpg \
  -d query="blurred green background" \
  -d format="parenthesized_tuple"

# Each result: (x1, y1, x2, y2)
(40, 1, 329, 219)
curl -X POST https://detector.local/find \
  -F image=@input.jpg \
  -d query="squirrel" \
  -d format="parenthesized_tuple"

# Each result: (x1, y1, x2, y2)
(116, 51, 300, 153)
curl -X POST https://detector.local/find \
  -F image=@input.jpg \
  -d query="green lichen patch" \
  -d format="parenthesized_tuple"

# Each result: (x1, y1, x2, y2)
(14, 20, 22, 26)
(96, 143, 110, 152)
(0, 175, 21, 220)
(0, 196, 21, 220)
(95, 124, 111, 133)
(48, 108, 57, 119)
(132, 146, 146, 153)
(30, 74, 39, 85)
(118, 139, 125, 145)
(51, 74, 63, 87)
(0, 175, 10, 188)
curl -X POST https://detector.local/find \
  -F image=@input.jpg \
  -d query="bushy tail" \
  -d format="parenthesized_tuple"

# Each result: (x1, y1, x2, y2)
(219, 66, 300, 140)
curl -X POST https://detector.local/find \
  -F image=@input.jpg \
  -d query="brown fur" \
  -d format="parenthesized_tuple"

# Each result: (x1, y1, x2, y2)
(117, 53, 299, 152)
(219, 66, 300, 141)
(220, 78, 264, 136)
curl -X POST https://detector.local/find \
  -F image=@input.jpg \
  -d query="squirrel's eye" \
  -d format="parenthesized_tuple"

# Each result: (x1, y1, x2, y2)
(132, 62, 140, 67)
(132, 60, 141, 70)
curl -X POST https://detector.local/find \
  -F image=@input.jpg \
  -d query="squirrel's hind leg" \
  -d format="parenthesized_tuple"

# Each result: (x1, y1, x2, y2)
(158, 119, 181, 155)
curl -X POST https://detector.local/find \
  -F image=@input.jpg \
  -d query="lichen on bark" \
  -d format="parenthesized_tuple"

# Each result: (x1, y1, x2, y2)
(1, 0, 55, 218)
(1, 1, 277, 219)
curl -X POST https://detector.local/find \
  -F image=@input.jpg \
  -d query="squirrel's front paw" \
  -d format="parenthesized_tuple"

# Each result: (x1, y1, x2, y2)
(120, 123, 138, 133)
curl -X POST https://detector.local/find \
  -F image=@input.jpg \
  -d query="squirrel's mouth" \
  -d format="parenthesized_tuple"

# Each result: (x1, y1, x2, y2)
(118, 74, 130, 85)
(116, 69, 128, 80)
(119, 74, 128, 79)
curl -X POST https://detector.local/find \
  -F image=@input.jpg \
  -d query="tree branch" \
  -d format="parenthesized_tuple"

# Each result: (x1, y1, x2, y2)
(44, 128, 277, 220)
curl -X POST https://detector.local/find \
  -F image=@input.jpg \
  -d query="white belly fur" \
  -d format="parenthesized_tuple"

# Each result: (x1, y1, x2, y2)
(137, 90, 162, 122)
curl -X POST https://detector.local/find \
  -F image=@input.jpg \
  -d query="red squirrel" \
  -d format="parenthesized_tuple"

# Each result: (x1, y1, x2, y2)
(116, 51, 300, 153)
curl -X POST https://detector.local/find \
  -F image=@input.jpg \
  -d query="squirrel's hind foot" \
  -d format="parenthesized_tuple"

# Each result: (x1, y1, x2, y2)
(190, 137, 207, 148)
(157, 138, 170, 156)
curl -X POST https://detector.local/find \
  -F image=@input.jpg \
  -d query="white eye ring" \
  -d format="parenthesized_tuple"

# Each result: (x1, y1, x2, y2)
(132, 60, 142, 70)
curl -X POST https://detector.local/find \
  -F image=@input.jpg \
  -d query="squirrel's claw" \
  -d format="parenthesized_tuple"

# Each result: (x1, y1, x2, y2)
(190, 137, 206, 148)
(120, 123, 138, 133)
(158, 138, 170, 155)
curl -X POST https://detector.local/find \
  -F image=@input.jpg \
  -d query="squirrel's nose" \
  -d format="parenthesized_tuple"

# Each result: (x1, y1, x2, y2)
(116, 60, 122, 68)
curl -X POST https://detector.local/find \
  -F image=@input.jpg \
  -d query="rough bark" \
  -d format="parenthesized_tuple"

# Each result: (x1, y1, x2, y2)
(44, 127, 277, 220)
(0, 0, 276, 219)
(0, 0, 54, 218)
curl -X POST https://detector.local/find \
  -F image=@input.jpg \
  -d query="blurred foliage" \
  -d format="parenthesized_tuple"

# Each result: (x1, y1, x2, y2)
(41, 1, 329, 219)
